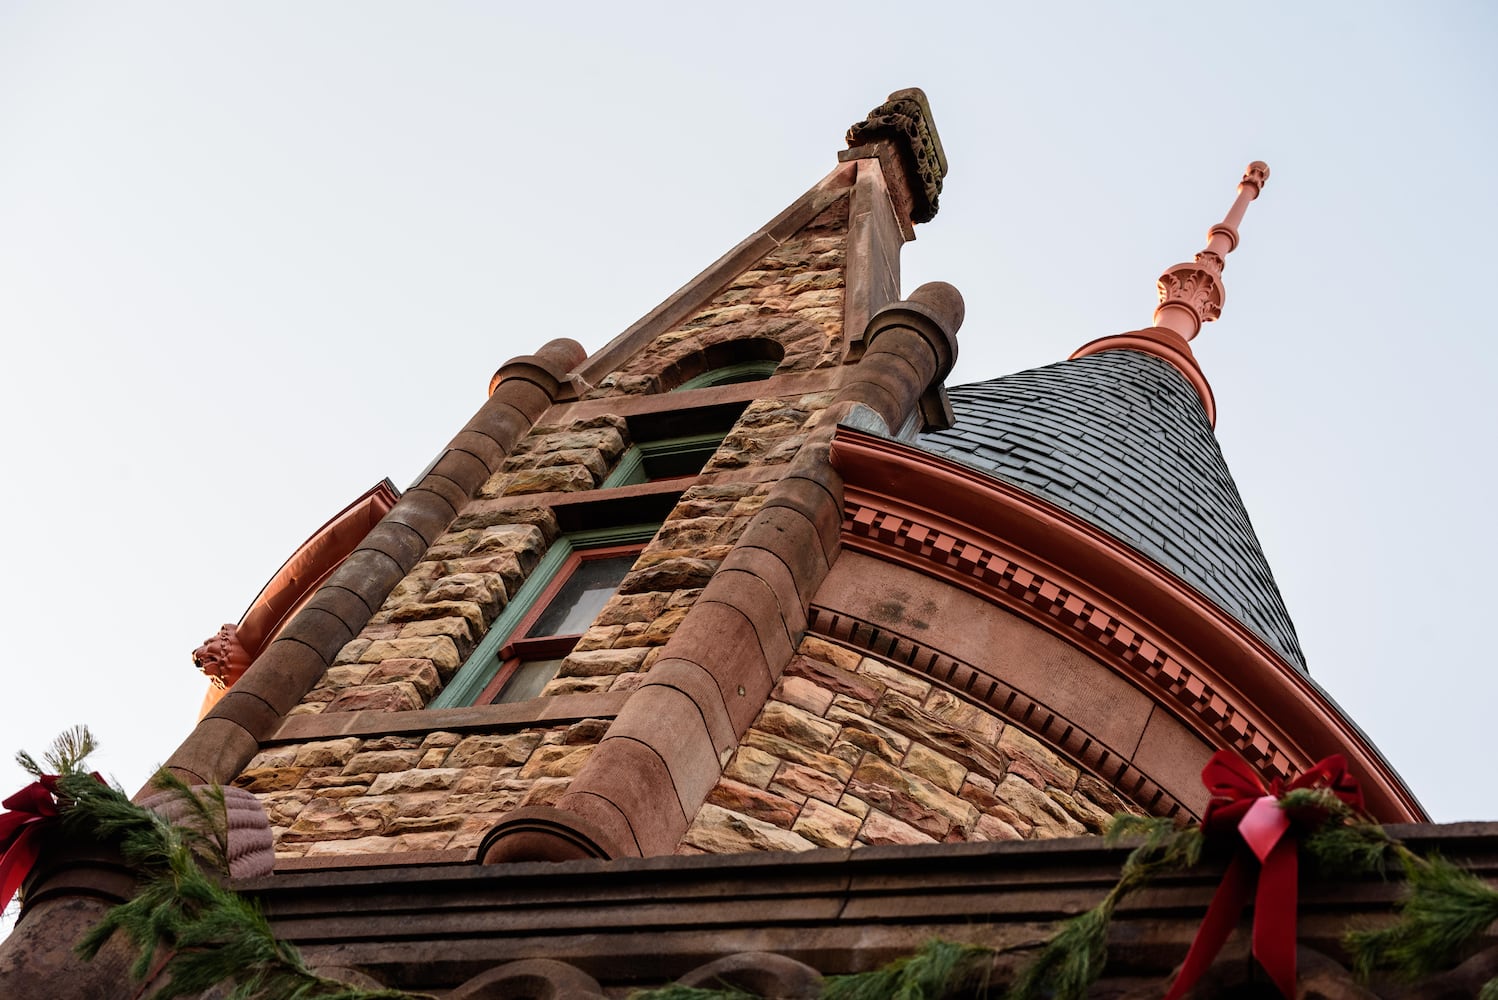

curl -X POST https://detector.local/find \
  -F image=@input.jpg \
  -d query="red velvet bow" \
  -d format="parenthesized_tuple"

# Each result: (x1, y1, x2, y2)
(0, 773, 104, 914)
(1164, 752, 1364, 1000)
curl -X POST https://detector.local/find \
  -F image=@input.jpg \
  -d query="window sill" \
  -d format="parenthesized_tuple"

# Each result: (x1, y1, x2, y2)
(268, 690, 630, 743)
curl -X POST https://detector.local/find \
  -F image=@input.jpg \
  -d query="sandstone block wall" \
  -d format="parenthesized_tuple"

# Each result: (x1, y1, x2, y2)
(678, 636, 1139, 854)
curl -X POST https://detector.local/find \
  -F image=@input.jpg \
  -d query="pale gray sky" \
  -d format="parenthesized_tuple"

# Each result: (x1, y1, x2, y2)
(2, 0, 1494, 873)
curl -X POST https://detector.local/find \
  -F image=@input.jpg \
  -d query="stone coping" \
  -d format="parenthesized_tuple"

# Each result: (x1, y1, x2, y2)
(267, 691, 630, 743)
(236, 822, 1498, 992)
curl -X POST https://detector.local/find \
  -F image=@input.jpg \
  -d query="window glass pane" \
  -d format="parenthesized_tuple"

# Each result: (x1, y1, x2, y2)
(495, 658, 564, 704)
(525, 554, 636, 637)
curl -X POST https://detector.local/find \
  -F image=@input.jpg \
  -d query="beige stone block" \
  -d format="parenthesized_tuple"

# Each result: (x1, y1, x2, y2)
(234, 767, 308, 793)
(574, 625, 624, 651)
(319, 664, 374, 689)
(324, 682, 424, 714)
(1076, 774, 1136, 817)
(998, 727, 1079, 791)
(286, 703, 325, 717)
(756, 701, 840, 752)
(741, 731, 855, 784)
(420, 731, 462, 750)
(362, 735, 421, 751)
(283, 798, 382, 840)
(293, 738, 363, 768)
(771, 676, 835, 717)
(563, 718, 609, 744)
(342, 750, 422, 775)
(902, 743, 966, 795)
(708, 779, 800, 829)
(846, 757, 978, 839)
(447, 732, 543, 768)
(518, 744, 593, 779)
(360, 636, 460, 670)
(857, 659, 932, 701)
(368, 768, 464, 795)
(769, 762, 845, 806)
(304, 835, 399, 856)
(858, 810, 937, 847)
(540, 675, 614, 696)
(722, 746, 779, 789)
(792, 800, 861, 849)
(557, 647, 650, 677)
(873, 693, 1010, 781)
(333, 639, 373, 667)
(994, 776, 1086, 838)
(922, 689, 1003, 746)
(826, 706, 910, 764)
(396, 831, 458, 852)
(828, 694, 874, 718)
(680, 804, 816, 854)
(409, 748, 444, 768)
(245, 748, 297, 770)
(973, 814, 1024, 842)
(519, 776, 571, 807)
(399, 617, 478, 647)
(1048, 788, 1115, 834)
(468, 524, 547, 560)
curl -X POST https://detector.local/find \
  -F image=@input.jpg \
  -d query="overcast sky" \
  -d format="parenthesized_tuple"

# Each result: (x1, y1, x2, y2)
(2, 0, 1494, 874)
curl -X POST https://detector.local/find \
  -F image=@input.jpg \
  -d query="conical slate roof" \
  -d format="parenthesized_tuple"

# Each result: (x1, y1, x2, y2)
(918, 348, 1306, 671)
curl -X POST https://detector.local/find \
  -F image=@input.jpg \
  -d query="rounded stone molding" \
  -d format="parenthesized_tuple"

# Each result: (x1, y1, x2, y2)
(677, 951, 823, 998)
(448, 958, 606, 1000)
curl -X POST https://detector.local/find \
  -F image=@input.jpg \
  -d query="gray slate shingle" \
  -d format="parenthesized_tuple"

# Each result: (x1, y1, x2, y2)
(917, 349, 1307, 671)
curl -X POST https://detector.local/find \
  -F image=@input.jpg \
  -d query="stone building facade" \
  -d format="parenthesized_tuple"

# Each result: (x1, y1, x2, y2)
(7, 89, 1491, 999)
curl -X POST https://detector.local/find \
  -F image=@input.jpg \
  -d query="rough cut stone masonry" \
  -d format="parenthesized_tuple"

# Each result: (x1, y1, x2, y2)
(678, 636, 1139, 854)
(230, 175, 1131, 862)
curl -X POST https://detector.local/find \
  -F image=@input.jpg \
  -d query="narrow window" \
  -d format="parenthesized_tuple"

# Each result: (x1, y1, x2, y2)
(429, 525, 657, 708)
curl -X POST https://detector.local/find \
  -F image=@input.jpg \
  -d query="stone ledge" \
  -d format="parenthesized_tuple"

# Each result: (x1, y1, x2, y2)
(268, 692, 630, 743)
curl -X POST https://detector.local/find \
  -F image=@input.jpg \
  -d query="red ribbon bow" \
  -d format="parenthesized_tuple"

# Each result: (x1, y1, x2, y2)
(0, 773, 104, 914)
(1163, 752, 1364, 1000)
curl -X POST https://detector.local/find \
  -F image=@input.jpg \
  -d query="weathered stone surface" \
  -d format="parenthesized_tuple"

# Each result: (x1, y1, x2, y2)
(342, 750, 421, 775)
(771, 676, 835, 716)
(283, 798, 383, 841)
(902, 743, 966, 795)
(993, 775, 1086, 837)
(825, 705, 910, 764)
(618, 558, 718, 594)
(859, 809, 936, 846)
(324, 682, 424, 715)
(797, 636, 863, 672)
(722, 746, 779, 789)
(873, 693, 1009, 781)
(1076, 774, 1134, 817)
(923, 689, 1003, 745)
(446, 733, 544, 768)
(359, 636, 460, 671)
(792, 800, 862, 848)
(1048, 788, 1115, 833)
(557, 647, 650, 677)
(234, 767, 309, 793)
(293, 739, 363, 768)
(707, 779, 800, 829)
(857, 659, 932, 701)
(363, 659, 442, 699)
(999, 727, 1079, 791)
(846, 757, 978, 840)
(595, 592, 668, 626)
(367, 768, 464, 795)
(563, 719, 610, 744)
(742, 731, 855, 784)
(973, 814, 1024, 842)
(681, 804, 817, 854)
(756, 701, 840, 752)
(768, 762, 843, 805)
(518, 744, 593, 779)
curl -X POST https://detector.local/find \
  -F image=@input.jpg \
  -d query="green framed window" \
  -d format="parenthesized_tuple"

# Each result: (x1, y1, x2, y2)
(599, 432, 728, 489)
(429, 523, 659, 708)
(673, 360, 778, 391)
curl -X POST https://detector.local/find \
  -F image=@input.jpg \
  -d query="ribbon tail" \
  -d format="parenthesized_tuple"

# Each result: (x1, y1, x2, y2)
(0, 821, 44, 913)
(1164, 853, 1255, 1000)
(1253, 838, 1298, 999)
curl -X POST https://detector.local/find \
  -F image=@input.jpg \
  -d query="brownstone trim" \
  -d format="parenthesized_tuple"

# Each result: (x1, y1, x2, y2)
(268, 691, 630, 742)
(575, 161, 858, 387)
(829, 427, 1426, 823)
(842, 158, 906, 362)
(805, 606, 1191, 820)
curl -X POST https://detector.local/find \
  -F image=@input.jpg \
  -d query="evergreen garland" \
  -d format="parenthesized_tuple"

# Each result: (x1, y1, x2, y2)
(14, 728, 427, 1000)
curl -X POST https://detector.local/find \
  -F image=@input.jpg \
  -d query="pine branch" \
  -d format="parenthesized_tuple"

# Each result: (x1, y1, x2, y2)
(1346, 852, 1498, 980)
(822, 939, 992, 1000)
(1006, 815, 1200, 1000)
(16, 725, 98, 777)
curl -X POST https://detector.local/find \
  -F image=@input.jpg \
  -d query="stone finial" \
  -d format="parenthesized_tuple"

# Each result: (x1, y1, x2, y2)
(843, 87, 947, 224)
(1153, 161, 1270, 341)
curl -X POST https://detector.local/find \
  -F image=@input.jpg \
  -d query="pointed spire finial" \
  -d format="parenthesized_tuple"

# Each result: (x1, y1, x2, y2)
(1153, 162, 1270, 341)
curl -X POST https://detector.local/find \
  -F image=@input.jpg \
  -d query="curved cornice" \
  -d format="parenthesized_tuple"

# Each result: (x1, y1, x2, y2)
(828, 427, 1425, 823)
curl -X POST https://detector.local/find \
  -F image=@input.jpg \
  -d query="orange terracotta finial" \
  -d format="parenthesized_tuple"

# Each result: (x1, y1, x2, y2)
(1153, 161, 1270, 341)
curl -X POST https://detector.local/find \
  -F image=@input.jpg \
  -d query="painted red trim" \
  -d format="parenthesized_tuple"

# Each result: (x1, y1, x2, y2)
(1070, 328, 1216, 426)
(828, 428, 1425, 823)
